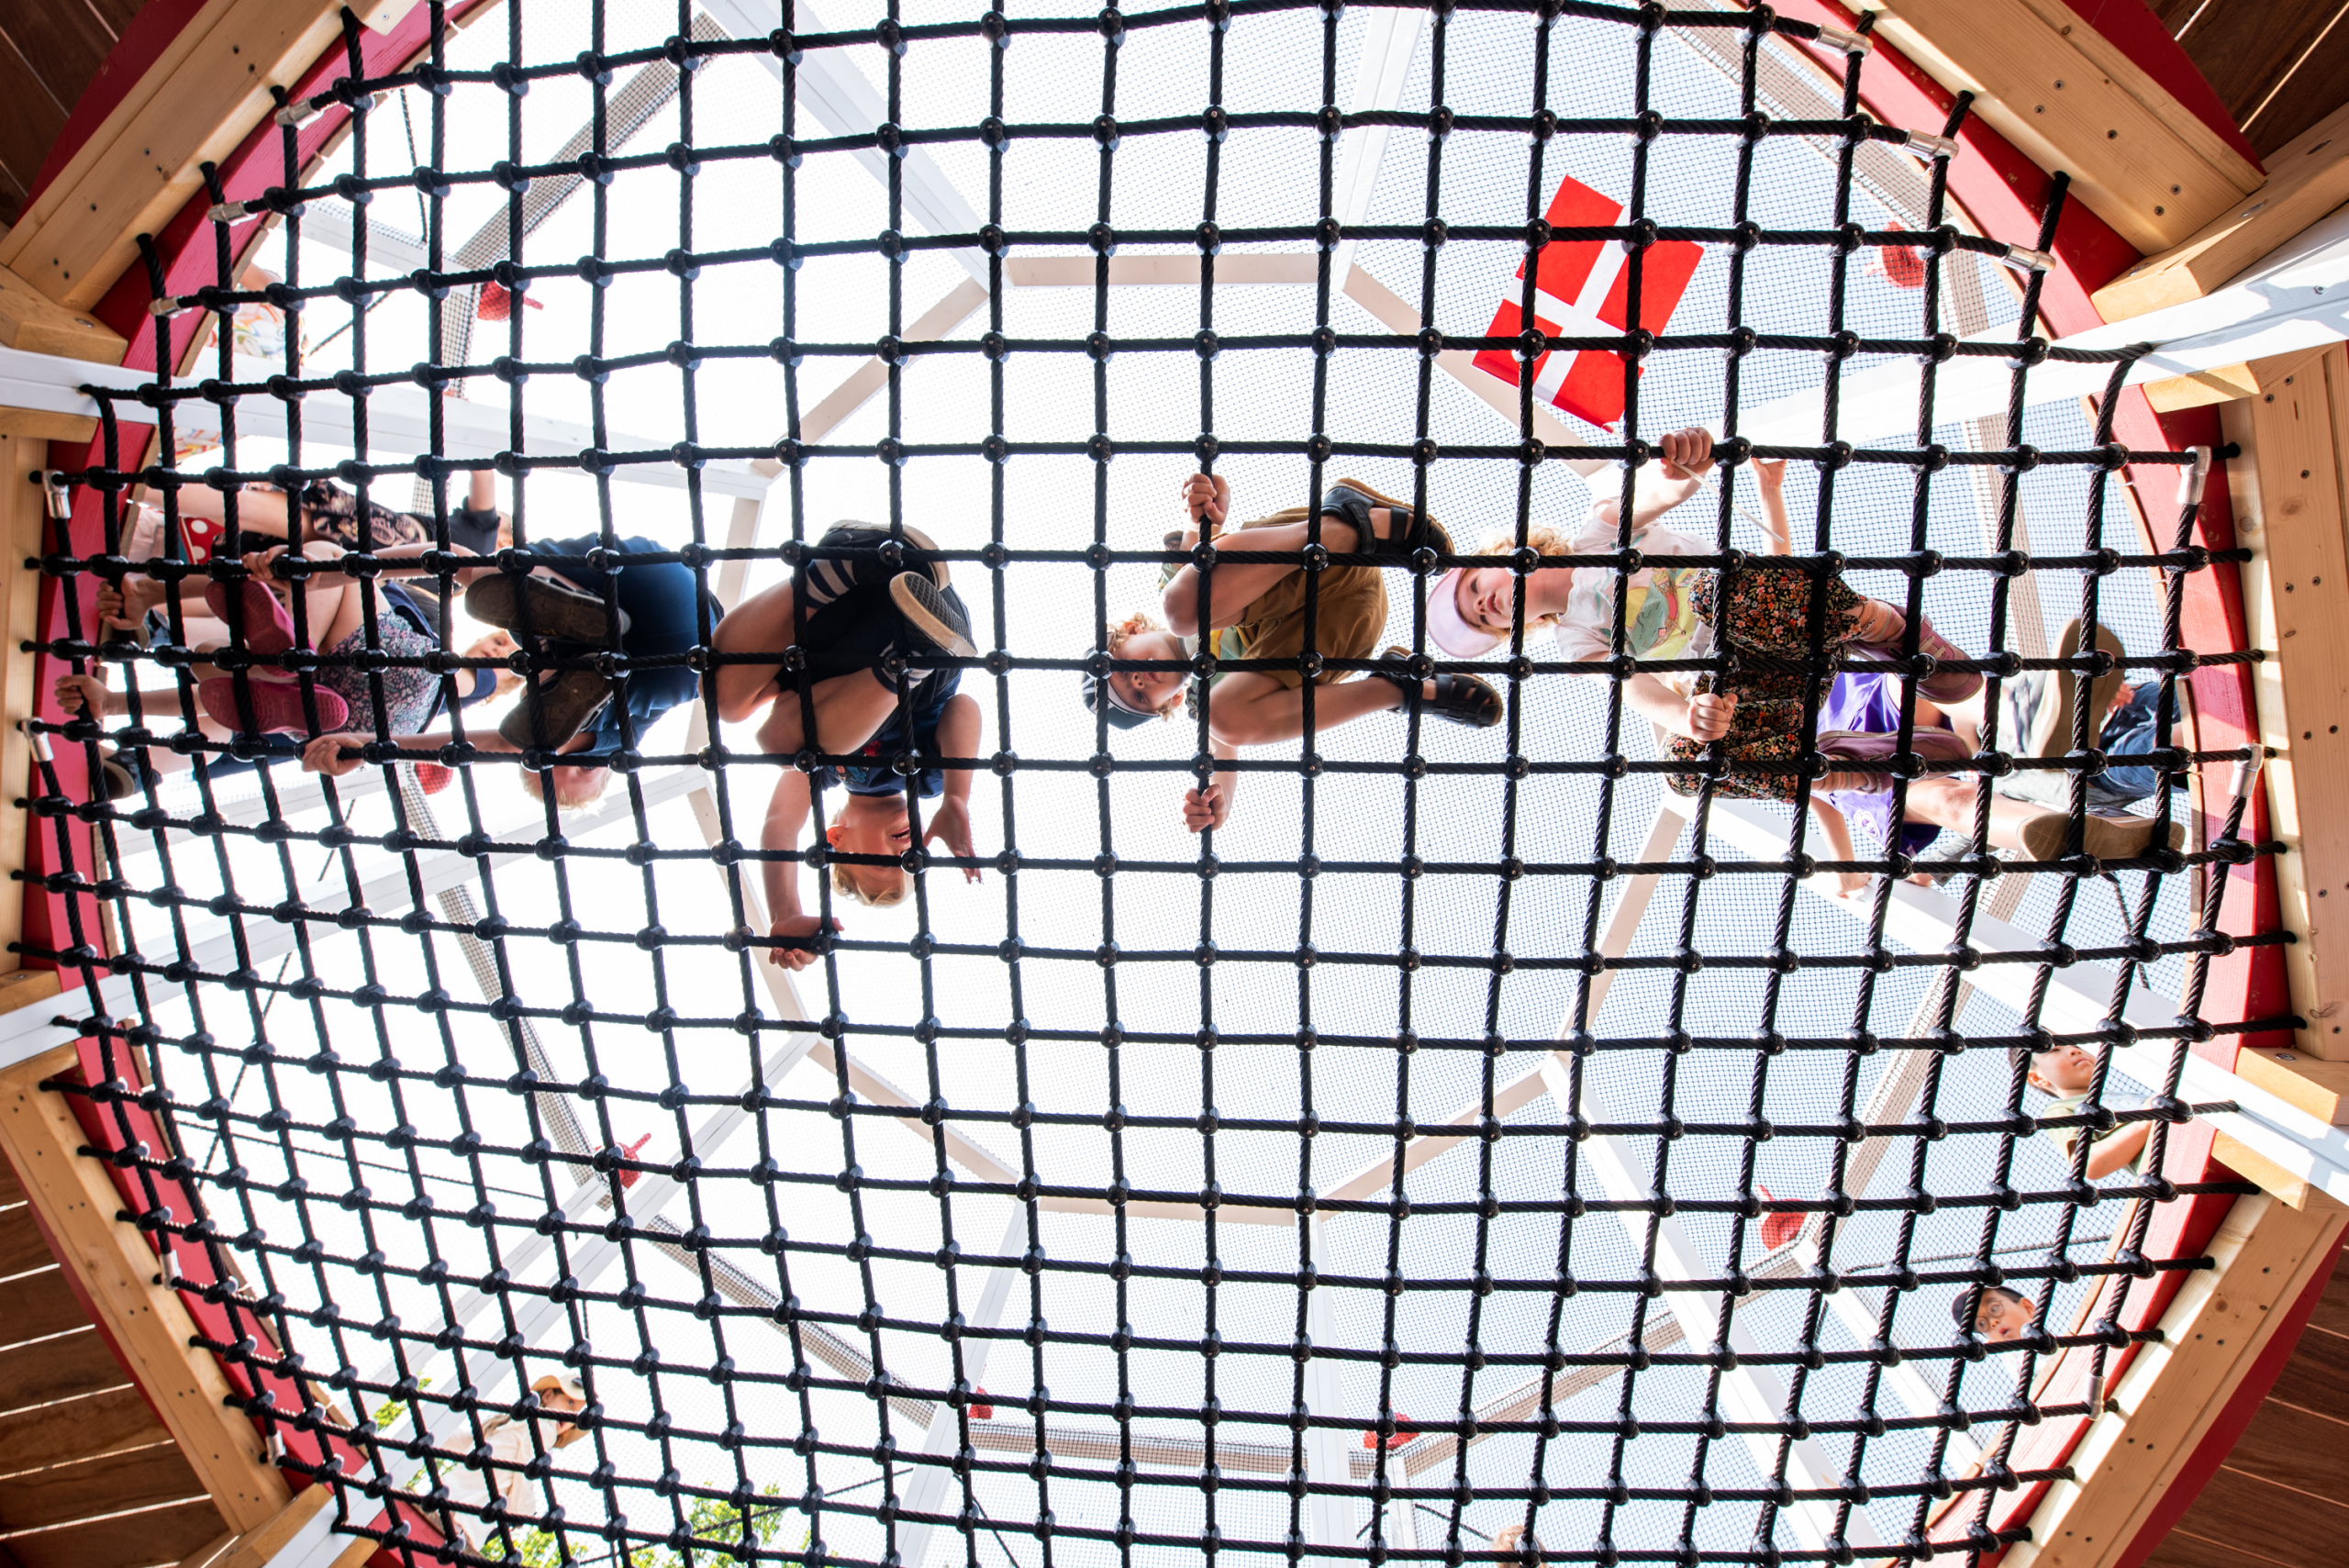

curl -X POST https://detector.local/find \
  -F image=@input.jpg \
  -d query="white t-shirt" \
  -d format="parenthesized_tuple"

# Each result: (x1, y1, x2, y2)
(1548, 517, 1716, 682)
(442, 1417, 562, 1542)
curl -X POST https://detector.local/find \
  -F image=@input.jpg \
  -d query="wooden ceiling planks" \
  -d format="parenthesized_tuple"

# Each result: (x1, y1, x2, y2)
(2142, 1235, 2349, 1568)
(2148, 0, 2349, 158)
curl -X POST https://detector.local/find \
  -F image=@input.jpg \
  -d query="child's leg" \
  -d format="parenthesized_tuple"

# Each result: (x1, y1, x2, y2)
(1197, 671, 1407, 748)
(174, 484, 295, 541)
(1161, 513, 1386, 638)
(758, 668, 913, 755)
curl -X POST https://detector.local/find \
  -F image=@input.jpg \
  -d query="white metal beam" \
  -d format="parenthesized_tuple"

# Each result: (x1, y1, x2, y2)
(699, 0, 988, 286)
(896, 1208, 1029, 1568)
(1331, 6, 1429, 283)
(1539, 1052, 1880, 1553)
(1741, 201, 2349, 445)
(0, 344, 776, 499)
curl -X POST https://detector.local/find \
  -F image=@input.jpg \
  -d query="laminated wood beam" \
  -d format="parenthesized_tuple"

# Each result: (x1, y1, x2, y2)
(2235, 1046, 2349, 1126)
(0, 267, 123, 365)
(0, 460, 49, 979)
(2099, 100, 2349, 324)
(0, 0, 425, 311)
(2224, 348, 2349, 1062)
(2005, 1191, 2349, 1568)
(1846, 0, 2263, 254)
(0, 1040, 288, 1532)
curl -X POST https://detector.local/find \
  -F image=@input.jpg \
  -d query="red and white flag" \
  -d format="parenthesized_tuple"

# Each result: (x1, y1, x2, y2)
(1470, 172, 1704, 429)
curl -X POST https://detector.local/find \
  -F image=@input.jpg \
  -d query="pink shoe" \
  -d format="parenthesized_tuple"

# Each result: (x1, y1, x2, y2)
(1857, 609, 1981, 705)
(202, 575, 298, 656)
(198, 675, 348, 736)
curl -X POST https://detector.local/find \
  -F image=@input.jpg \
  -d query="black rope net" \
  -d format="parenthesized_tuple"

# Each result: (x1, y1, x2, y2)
(21, 3, 2285, 1566)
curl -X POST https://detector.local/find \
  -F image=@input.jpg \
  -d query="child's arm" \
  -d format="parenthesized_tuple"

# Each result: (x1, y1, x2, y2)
(1752, 456, 1791, 554)
(468, 469, 499, 514)
(1622, 672, 1735, 744)
(920, 694, 985, 884)
(1182, 738, 1243, 833)
(2086, 1117, 2154, 1180)
(758, 766, 837, 971)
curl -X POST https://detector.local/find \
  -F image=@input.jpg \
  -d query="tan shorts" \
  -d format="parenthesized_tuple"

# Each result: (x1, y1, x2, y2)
(1223, 506, 1389, 690)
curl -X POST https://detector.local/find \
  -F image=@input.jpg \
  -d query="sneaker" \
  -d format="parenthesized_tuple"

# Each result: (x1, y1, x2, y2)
(499, 670, 613, 751)
(465, 573, 629, 645)
(2013, 807, 2185, 863)
(202, 575, 298, 656)
(821, 522, 949, 589)
(1894, 614, 1983, 704)
(2026, 618, 2125, 760)
(1911, 829, 1998, 885)
(197, 674, 350, 736)
(889, 573, 977, 661)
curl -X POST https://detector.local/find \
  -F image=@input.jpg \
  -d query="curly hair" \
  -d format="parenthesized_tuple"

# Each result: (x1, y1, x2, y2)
(830, 862, 912, 908)
(1468, 519, 1583, 628)
(1106, 609, 1184, 719)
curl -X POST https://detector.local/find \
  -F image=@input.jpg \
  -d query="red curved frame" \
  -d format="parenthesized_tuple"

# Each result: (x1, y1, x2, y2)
(8, 4, 2295, 1565)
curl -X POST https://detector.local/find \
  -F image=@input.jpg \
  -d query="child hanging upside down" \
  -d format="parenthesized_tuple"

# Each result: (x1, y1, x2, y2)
(1429, 429, 2178, 866)
(1083, 473, 1503, 833)
(707, 524, 984, 969)
(301, 531, 719, 811)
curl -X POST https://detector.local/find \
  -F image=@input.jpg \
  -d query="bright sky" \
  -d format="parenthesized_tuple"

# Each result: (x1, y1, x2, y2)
(105, 3, 2210, 1561)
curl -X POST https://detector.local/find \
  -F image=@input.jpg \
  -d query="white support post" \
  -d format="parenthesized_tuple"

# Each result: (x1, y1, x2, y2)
(1303, 1216, 1355, 1549)
(896, 1208, 1030, 1568)
(1329, 6, 1429, 283)
(700, 0, 989, 285)
(1536, 1053, 1880, 1555)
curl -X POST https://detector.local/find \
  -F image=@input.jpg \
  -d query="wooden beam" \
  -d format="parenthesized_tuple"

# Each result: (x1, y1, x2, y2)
(2098, 100, 2349, 321)
(2141, 361, 2264, 411)
(2005, 1190, 2349, 1568)
(0, 1043, 288, 1531)
(1848, 0, 2264, 254)
(0, 0, 426, 311)
(0, 409, 97, 443)
(0, 460, 50, 981)
(2224, 348, 2349, 1061)
(0, 267, 124, 365)
(2236, 1046, 2349, 1126)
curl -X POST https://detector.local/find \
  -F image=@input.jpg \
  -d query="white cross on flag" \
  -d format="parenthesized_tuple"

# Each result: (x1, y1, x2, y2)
(1471, 172, 1704, 429)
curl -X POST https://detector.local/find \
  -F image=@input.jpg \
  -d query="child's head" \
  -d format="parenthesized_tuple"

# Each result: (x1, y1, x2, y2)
(1431, 521, 1577, 657)
(463, 630, 525, 698)
(519, 762, 612, 812)
(827, 792, 914, 907)
(1952, 1284, 2036, 1342)
(2012, 1040, 2099, 1096)
(1080, 611, 1187, 728)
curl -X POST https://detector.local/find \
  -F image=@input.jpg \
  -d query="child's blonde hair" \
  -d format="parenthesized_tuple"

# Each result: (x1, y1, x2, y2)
(519, 762, 612, 812)
(830, 862, 912, 908)
(1470, 521, 1580, 628)
(1105, 610, 1183, 719)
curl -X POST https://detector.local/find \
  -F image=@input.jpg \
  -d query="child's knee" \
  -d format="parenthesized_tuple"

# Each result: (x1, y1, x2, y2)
(1161, 582, 1201, 639)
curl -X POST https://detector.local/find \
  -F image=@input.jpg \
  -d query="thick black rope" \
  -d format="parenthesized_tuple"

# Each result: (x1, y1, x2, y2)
(17, 6, 2287, 1568)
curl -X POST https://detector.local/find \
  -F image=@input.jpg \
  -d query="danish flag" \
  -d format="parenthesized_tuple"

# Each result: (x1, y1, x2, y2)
(1470, 173, 1704, 429)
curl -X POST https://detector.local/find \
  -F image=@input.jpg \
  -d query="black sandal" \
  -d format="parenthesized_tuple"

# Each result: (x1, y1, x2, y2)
(1372, 646, 1504, 728)
(1320, 480, 1453, 561)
